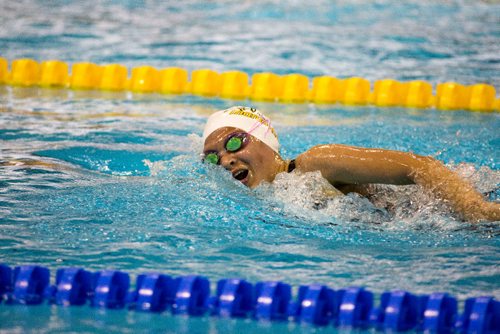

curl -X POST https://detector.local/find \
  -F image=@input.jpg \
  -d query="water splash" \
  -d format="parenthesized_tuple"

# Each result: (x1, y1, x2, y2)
(251, 163, 499, 230)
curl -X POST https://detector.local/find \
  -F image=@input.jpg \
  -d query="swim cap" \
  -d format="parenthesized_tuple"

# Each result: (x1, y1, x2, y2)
(203, 106, 280, 153)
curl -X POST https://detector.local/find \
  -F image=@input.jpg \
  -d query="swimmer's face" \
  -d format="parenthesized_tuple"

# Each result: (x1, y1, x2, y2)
(203, 127, 283, 188)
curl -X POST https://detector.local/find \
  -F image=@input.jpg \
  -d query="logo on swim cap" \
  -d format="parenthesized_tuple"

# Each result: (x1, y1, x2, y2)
(203, 106, 280, 153)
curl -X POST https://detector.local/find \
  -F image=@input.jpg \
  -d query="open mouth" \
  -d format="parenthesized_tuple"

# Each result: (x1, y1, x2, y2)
(232, 169, 249, 182)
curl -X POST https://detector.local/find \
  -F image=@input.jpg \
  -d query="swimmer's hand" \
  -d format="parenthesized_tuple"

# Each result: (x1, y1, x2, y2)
(295, 144, 499, 223)
(462, 200, 500, 223)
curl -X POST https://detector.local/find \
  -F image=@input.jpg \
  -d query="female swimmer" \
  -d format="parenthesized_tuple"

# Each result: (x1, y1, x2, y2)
(202, 106, 500, 222)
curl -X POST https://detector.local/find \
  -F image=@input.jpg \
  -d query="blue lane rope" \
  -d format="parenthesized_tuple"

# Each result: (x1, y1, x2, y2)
(0, 264, 499, 333)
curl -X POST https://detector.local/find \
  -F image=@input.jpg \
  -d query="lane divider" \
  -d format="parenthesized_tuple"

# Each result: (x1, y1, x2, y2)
(0, 264, 499, 333)
(0, 57, 499, 112)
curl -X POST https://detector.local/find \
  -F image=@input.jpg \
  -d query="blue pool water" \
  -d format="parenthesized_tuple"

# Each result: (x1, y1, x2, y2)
(1, 1, 499, 333)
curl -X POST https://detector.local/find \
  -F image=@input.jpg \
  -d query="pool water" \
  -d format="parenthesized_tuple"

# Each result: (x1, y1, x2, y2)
(1, 1, 499, 333)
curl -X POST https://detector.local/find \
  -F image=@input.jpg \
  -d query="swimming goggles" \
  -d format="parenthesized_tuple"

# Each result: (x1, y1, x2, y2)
(203, 132, 248, 165)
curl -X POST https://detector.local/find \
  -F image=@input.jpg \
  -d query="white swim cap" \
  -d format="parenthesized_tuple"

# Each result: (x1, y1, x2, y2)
(203, 106, 280, 153)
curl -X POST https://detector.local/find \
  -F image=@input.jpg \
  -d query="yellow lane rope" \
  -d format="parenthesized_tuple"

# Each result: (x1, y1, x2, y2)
(1, 57, 498, 112)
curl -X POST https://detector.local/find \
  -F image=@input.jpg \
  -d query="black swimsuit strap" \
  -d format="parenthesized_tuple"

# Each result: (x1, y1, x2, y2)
(287, 159, 296, 173)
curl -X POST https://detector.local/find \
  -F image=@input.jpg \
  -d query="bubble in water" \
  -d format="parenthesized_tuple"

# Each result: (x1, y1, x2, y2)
(143, 159, 166, 176)
(187, 133, 204, 153)
(148, 150, 499, 232)
(255, 170, 391, 225)
(253, 163, 499, 230)
(452, 163, 500, 200)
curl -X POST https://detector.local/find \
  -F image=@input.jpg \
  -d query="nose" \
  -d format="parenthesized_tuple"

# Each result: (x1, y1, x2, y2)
(219, 152, 236, 169)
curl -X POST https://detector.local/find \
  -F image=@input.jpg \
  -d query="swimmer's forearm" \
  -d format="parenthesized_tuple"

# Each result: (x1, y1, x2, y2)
(410, 158, 500, 222)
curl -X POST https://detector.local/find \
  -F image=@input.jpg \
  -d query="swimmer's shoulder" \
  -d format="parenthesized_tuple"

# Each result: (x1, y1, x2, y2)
(294, 143, 349, 172)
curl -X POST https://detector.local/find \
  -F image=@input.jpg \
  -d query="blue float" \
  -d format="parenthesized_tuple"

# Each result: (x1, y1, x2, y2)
(0, 264, 12, 302)
(91, 270, 130, 308)
(338, 286, 373, 328)
(130, 273, 176, 312)
(422, 293, 457, 333)
(292, 284, 337, 325)
(12, 265, 50, 305)
(212, 278, 254, 317)
(254, 281, 291, 321)
(370, 290, 428, 331)
(456, 296, 500, 334)
(172, 275, 210, 315)
(50, 267, 93, 306)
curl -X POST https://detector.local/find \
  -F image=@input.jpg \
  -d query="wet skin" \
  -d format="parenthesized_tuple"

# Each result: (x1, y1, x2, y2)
(203, 127, 288, 188)
(204, 127, 500, 222)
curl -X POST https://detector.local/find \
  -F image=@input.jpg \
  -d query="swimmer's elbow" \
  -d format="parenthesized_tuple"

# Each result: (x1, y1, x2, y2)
(407, 155, 443, 182)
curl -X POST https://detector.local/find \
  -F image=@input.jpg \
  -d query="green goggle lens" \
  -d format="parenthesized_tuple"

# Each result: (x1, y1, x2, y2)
(204, 133, 246, 165)
(225, 136, 243, 152)
(205, 153, 219, 164)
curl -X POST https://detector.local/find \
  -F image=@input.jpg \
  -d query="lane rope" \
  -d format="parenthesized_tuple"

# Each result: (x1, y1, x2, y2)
(0, 264, 499, 332)
(0, 57, 499, 112)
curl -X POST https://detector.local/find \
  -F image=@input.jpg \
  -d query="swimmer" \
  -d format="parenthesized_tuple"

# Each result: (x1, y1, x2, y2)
(202, 106, 500, 223)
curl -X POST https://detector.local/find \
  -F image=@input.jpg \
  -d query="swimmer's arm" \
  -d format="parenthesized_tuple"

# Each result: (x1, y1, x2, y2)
(295, 144, 499, 222)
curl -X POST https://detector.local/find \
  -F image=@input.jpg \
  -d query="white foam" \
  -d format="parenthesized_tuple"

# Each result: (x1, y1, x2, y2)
(254, 163, 499, 229)
(147, 149, 498, 230)
(255, 170, 390, 225)
(187, 133, 204, 153)
(142, 159, 166, 176)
